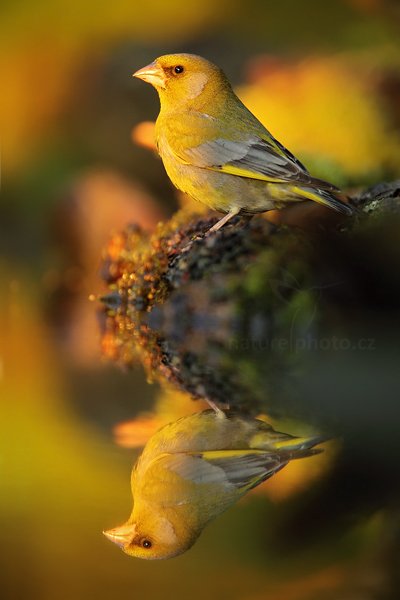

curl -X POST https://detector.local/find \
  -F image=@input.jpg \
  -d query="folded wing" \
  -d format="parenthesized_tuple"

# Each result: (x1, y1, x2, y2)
(181, 134, 339, 191)
(166, 449, 287, 492)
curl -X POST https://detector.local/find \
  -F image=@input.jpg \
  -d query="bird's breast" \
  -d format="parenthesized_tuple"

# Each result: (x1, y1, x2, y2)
(156, 134, 189, 194)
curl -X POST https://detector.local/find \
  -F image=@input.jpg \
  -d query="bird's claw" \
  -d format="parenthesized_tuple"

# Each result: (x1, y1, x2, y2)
(180, 233, 206, 254)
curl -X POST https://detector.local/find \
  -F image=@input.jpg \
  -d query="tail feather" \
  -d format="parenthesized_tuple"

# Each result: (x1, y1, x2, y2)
(292, 185, 354, 215)
(315, 188, 354, 215)
(272, 434, 330, 459)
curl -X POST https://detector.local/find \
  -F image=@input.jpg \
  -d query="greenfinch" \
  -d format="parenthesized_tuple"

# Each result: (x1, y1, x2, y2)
(104, 410, 326, 560)
(133, 53, 353, 232)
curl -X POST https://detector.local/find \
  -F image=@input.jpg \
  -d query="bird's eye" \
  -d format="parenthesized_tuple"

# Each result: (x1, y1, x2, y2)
(141, 539, 152, 549)
(174, 65, 184, 74)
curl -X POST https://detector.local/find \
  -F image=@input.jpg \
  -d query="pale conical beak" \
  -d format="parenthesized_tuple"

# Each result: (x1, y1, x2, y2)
(103, 523, 136, 548)
(132, 61, 166, 89)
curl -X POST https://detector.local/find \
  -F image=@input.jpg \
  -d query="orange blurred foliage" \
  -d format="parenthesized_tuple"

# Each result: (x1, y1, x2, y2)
(46, 169, 165, 366)
(131, 121, 157, 152)
(113, 387, 208, 448)
(238, 54, 400, 181)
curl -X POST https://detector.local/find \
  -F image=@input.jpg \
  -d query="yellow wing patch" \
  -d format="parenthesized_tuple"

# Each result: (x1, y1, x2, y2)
(214, 163, 284, 183)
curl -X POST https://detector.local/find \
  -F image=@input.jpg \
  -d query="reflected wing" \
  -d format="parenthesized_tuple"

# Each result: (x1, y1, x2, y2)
(165, 449, 286, 492)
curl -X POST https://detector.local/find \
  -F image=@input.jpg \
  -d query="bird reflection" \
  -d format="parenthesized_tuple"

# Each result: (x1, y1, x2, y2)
(104, 409, 326, 559)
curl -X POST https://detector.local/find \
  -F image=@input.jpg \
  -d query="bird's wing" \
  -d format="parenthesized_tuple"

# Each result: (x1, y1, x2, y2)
(165, 450, 286, 492)
(173, 126, 339, 191)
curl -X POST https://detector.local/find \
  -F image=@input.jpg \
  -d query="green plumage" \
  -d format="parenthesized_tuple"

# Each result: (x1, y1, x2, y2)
(135, 53, 353, 224)
(105, 410, 327, 560)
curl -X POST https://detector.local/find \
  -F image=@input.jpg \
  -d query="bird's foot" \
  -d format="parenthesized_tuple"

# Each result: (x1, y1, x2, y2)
(180, 233, 206, 254)
(206, 398, 230, 415)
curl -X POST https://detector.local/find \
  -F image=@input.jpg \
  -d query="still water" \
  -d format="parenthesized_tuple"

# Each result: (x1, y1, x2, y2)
(2, 190, 400, 599)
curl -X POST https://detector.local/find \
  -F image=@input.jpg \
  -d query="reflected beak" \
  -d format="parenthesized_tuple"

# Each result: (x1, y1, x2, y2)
(103, 523, 136, 548)
(132, 61, 166, 89)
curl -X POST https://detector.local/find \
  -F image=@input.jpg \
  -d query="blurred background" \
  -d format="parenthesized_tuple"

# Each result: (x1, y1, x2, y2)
(2, 1, 400, 598)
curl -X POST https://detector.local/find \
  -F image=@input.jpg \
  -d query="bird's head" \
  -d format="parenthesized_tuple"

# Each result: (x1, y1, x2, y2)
(133, 53, 231, 110)
(103, 509, 199, 560)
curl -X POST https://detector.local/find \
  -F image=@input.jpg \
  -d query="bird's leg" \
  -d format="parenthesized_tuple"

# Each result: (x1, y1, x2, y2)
(206, 208, 240, 234)
(206, 398, 229, 415)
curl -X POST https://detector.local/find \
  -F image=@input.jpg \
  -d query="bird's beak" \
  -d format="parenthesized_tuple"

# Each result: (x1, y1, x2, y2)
(132, 61, 166, 89)
(103, 523, 136, 548)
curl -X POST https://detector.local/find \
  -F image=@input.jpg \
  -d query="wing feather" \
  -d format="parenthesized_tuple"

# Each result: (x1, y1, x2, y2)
(165, 450, 286, 492)
(181, 135, 338, 191)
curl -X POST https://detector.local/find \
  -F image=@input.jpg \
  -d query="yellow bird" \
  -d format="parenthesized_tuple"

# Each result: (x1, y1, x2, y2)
(133, 53, 353, 233)
(104, 410, 327, 560)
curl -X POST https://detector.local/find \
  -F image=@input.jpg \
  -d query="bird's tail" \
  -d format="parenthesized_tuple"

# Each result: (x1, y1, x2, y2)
(271, 433, 330, 459)
(291, 185, 354, 216)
